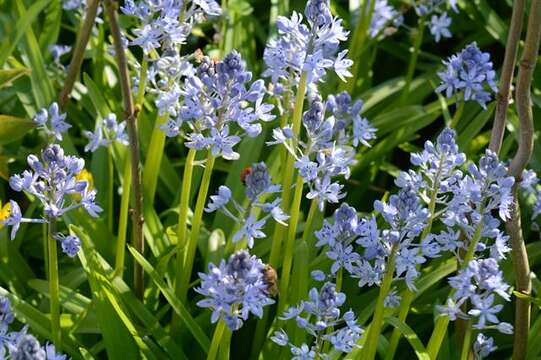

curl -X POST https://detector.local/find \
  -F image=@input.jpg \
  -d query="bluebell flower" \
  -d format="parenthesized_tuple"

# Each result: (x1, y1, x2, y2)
(84, 113, 129, 152)
(473, 334, 497, 359)
(369, 0, 402, 39)
(262, 0, 351, 87)
(8, 334, 46, 360)
(436, 42, 497, 108)
(0, 201, 47, 240)
(196, 250, 275, 330)
(32, 103, 71, 141)
(206, 163, 288, 248)
(3, 145, 101, 239)
(55, 233, 81, 258)
(272, 283, 363, 358)
(160, 51, 275, 161)
(430, 12, 452, 42)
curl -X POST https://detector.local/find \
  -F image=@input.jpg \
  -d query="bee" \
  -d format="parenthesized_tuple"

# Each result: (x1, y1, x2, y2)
(263, 265, 279, 297)
(240, 166, 252, 185)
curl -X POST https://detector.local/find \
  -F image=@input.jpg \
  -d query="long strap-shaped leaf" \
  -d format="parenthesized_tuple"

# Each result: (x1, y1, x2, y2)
(128, 246, 211, 352)
(384, 317, 430, 360)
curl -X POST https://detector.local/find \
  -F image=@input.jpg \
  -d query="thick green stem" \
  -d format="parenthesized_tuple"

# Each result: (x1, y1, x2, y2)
(301, 199, 318, 245)
(278, 175, 305, 313)
(361, 243, 399, 360)
(460, 321, 472, 360)
(47, 220, 61, 348)
(400, 19, 426, 105)
(207, 320, 227, 360)
(449, 98, 465, 129)
(269, 72, 307, 268)
(178, 151, 216, 303)
(427, 221, 484, 359)
(174, 149, 197, 297)
(114, 159, 132, 277)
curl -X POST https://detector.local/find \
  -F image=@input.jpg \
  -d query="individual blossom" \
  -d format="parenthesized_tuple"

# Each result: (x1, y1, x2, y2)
(272, 283, 363, 358)
(436, 42, 497, 108)
(54, 233, 81, 258)
(3, 144, 102, 239)
(520, 169, 541, 221)
(161, 51, 275, 160)
(48, 45, 71, 64)
(473, 333, 497, 359)
(205, 163, 287, 248)
(429, 12, 452, 42)
(83, 113, 129, 152)
(195, 250, 275, 330)
(32, 103, 71, 141)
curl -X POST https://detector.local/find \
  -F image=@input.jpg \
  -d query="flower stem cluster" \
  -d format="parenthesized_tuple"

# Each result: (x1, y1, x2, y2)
(84, 113, 129, 152)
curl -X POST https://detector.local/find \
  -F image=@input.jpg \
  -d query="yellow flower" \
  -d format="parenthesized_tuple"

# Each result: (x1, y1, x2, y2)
(0, 202, 11, 230)
(76, 169, 94, 190)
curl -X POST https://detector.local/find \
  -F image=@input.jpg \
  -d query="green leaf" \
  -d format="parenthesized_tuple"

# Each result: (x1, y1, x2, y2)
(384, 317, 430, 360)
(0, 115, 35, 144)
(128, 246, 211, 352)
(0, 67, 31, 89)
(39, 0, 62, 53)
(0, 0, 50, 67)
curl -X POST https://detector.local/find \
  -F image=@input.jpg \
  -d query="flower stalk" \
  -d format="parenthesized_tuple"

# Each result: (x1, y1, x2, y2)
(104, 0, 145, 299)
(47, 219, 61, 349)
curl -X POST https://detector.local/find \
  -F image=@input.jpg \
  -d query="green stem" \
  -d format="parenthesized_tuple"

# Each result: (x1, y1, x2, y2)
(460, 321, 472, 360)
(218, 327, 232, 360)
(400, 19, 426, 105)
(361, 243, 399, 360)
(449, 98, 465, 129)
(278, 175, 304, 313)
(301, 199, 318, 245)
(108, 148, 114, 232)
(385, 154, 445, 359)
(178, 150, 216, 303)
(207, 320, 226, 360)
(174, 149, 197, 297)
(427, 221, 484, 359)
(335, 268, 344, 293)
(341, 0, 377, 93)
(47, 219, 61, 348)
(115, 155, 132, 277)
(269, 72, 307, 268)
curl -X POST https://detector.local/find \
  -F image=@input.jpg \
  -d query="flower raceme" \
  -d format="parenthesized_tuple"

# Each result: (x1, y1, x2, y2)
(196, 250, 276, 330)
(161, 51, 276, 160)
(1, 144, 100, 257)
(83, 113, 129, 152)
(268, 93, 376, 211)
(437, 42, 497, 108)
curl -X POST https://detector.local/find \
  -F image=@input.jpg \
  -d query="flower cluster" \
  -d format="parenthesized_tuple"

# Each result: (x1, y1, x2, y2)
(205, 163, 288, 248)
(414, 1, 458, 43)
(369, 0, 403, 39)
(271, 283, 363, 358)
(32, 103, 71, 141)
(161, 51, 275, 160)
(121, 0, 221, 54)
(269, 93, 376, 210)
(84, 113, 129, 152)
(437, 42, 497, 108)
(2, 144, 101, 257)
(0, 297, 66, 359)
(196, 250, 275, 330)
(262, 0, 352, 87)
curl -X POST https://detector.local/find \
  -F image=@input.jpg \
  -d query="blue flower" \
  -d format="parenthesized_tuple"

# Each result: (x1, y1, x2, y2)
(55, 233, 81, 258)
(429, 12, 452, 42)
(232, 215, 266, 248)
(205, 186, 232, 213)
(369, 0, 402, 39)
(473, 334, 497, 359)
(436, 42, 497, 108)
(32, 103, 71, 141)
(196, 250, 275, 330)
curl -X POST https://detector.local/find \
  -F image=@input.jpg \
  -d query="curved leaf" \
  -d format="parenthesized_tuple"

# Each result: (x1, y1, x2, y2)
(0, 115, 35, 144)
(384, 317, 430, 360)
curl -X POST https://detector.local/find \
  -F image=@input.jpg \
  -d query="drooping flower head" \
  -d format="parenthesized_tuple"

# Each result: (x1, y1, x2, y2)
(196, 250, 275, 330)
